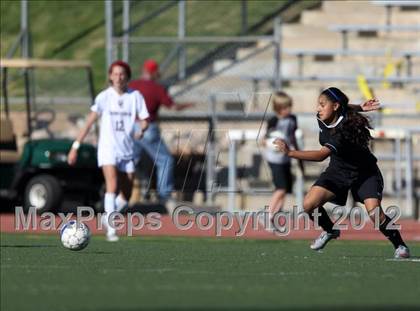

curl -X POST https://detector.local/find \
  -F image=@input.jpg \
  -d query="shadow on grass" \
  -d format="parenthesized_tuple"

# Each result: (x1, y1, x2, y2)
(82, 251, 113, 255)
(0, 244, 56, 248)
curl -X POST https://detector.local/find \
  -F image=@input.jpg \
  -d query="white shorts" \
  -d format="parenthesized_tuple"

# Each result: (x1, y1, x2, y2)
(97, 152, 136, 173)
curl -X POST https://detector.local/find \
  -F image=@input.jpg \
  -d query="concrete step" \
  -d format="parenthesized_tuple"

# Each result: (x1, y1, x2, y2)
(282, 37, 341, 49)
(278, 86, 418, 113)
(281, 35, 420, 50)
(170, 69, 419, 111)
(172, 74, 417, 110)
(290, 59, 419, 77)
(237, 46, 420, 67)
(168, 0, 419, 114)
(302, 11, 388, 27)
(390, 12, 420, 25)
(217, 55, 418, 79)
(302, 10, 420, 27)
(213, 59, 235, 72)
(322, 0, 385, 14)
(281, 24, 339, 38)
(341, 37, 420, 51)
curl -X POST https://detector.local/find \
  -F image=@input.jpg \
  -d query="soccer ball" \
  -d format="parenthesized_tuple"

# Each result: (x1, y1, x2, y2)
(266, 130, 286, 152)
(60, 220, 91, 251)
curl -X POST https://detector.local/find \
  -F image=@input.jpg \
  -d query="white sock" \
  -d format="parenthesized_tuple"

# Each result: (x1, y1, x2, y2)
(115, 194, 128, 212)
(104, 192, 116, 236)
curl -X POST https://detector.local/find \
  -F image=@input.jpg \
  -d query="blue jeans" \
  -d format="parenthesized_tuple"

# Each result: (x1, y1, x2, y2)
(134, 122, 174, 201)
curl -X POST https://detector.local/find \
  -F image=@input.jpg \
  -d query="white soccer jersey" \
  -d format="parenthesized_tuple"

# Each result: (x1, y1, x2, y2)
(91, 87, 149, 160)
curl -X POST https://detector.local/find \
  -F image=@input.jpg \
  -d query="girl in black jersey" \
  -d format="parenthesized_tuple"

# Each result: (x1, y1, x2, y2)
(274, 87, 410, 258)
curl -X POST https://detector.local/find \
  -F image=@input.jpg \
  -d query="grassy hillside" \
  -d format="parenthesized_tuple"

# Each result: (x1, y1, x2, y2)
(1, 0, 118, 91)
(1, 0, 319, 99)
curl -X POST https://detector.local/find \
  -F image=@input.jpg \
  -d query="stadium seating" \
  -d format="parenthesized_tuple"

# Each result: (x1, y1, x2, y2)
(164, 1, 419, 210)
(169, 0, 419, 116)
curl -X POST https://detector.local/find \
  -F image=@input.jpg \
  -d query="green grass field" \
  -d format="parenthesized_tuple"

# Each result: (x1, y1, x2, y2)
(1, 233, 419, 311)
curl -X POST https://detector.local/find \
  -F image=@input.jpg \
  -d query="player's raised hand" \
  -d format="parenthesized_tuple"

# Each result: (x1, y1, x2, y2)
(360, 98, 380, 112)
(273, 139, 289, 154)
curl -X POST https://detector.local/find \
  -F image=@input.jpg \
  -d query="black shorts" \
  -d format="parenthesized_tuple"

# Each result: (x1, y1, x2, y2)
(314, 165, 384, 206)
(268, 162, 292, 193)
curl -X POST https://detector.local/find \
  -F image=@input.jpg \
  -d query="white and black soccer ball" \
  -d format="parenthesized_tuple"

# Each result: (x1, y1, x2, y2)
(60, 220, 91, 251)
(266, 130, 286, 152)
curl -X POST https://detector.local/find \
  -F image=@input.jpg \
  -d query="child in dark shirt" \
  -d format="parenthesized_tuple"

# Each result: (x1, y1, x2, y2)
(263, 92, 303, 231)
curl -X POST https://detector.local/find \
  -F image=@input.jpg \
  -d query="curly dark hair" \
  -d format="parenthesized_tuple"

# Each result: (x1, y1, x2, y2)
(321, 87, 373, 148)
(341, 107, 373, 148)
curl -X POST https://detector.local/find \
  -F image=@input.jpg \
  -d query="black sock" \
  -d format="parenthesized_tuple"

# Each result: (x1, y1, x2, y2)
(379, 216, 407, 249)
(309, 206, 335, 233)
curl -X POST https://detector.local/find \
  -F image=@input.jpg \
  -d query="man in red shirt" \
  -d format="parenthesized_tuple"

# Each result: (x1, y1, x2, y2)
(129, 59, 192, 204)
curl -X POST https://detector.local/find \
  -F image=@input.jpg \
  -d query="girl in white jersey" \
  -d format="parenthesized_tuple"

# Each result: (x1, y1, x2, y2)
(67, 61, 149, 241)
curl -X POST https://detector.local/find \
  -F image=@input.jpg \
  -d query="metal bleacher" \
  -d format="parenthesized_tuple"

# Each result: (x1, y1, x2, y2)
(282, 48, 420, 77)
(329, 25, 420, 50)
(169, 0, 420, 114)
(160, 1, 420, 216)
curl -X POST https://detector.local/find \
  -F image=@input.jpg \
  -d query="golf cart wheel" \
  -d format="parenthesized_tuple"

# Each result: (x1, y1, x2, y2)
(24, 174, 62, 214)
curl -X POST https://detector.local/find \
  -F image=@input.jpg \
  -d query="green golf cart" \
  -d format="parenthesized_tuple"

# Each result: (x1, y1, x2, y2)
(0, 58, 103, 213)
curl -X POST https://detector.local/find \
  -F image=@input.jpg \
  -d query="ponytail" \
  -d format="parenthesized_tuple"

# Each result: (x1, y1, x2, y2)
(341, 107, 373, 148)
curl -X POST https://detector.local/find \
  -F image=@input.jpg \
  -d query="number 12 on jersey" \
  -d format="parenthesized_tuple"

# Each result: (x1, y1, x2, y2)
(115, 120, 125, 132)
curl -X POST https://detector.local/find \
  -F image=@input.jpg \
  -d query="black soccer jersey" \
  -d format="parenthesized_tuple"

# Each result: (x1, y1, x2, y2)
(317, 114, 377, 173)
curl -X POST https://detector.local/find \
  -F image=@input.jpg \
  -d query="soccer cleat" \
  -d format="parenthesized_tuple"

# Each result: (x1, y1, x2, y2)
(106, 233, 119, 242)
(165, 198, 177, 216)
(310, 230, 340, 250)
(394, 245, 410, 259)
(102, 215, 118, 241)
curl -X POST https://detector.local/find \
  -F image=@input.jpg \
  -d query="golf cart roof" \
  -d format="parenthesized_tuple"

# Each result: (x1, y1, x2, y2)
(0, 58, 91, 69)
(1, 58, 95, 138)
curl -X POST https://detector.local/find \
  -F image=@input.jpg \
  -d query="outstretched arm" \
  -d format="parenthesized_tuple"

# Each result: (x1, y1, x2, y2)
(67, 111, 98, 165)
(349, 98, 380, 112)
(173, 103, 195, 111)
(288, 148, 331, 162)
(274, 139, 331, 162)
